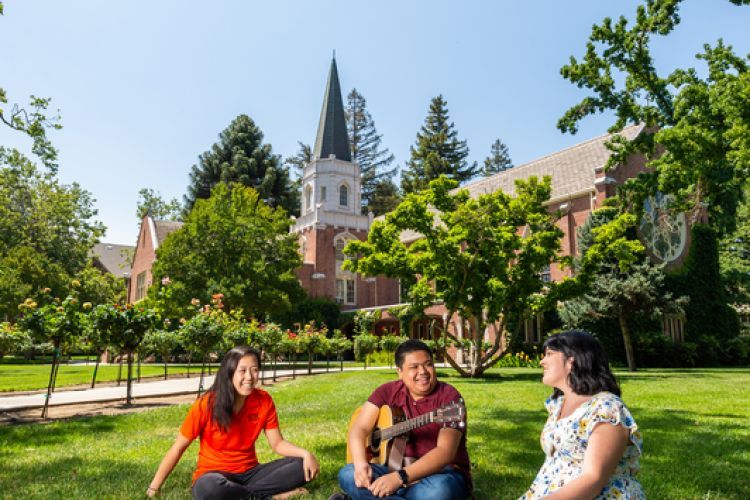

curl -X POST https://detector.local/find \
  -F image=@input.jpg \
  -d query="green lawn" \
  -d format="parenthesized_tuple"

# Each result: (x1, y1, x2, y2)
(0, 361, 362, 392)
(0, 367, 748, 499)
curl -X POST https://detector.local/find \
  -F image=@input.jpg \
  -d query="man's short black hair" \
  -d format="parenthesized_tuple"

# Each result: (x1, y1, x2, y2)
(395, 339, 433, 369)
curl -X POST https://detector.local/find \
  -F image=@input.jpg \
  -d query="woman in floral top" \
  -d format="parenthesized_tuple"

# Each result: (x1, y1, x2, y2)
(522, 330, 645, 499)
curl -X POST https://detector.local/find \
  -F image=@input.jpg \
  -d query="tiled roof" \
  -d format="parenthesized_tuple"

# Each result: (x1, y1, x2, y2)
(459, 123, 645, 200)
(90, 243, 135, 277)
(153, 220, 183, 245)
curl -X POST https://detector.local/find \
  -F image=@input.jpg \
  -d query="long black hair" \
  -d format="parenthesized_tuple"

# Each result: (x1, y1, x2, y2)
(543, 330, 620, 399)
(207, 345, 261, 432)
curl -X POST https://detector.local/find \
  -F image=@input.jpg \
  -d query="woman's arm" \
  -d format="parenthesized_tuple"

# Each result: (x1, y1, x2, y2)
(147, 433, 193, 497)
(264, 427, 320, 482)
(544, 423, 629, 500)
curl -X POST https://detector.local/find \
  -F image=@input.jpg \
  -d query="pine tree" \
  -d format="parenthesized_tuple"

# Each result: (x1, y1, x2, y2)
(482, 139, 513, 176)
(367, 179, 402, 216)
(401, 95, 478, 194)
(183, 114, 295, 215)
(283, 141, 311, 216)
(345, 89, 396, 214)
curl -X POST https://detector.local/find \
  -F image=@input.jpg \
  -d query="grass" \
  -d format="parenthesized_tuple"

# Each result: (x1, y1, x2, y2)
(0, 361, 367, 392)
(0, 367, 748, 499)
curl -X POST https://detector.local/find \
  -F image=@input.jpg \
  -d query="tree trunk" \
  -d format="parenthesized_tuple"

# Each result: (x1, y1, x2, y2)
(618, 313, 637, 372)
(307, 351, 313, 375)
(291, 354, 296, 380)
(272, 353, 277, 382)
(340, 354, 344, 372)
(90, 354, 101, 389)
(126, 351, 134, 405)
(186, 355, 191, 378)
(117, 357, 123, 386)
(163, 358, 168, 380)
(41, 344, 61, 419)
(137, 354, 141, 382)
(198, 356, 206, 397)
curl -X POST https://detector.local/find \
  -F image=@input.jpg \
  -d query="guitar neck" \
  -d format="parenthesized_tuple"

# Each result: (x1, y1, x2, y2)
(376, 411, 434, 441)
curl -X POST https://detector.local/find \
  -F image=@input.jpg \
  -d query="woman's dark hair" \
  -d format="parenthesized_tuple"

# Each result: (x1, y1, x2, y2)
(543, 330, 620, 399)
(207, 345, 261, 432)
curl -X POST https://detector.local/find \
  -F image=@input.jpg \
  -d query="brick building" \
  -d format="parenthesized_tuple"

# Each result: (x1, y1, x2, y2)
(128, 58, 653, 347)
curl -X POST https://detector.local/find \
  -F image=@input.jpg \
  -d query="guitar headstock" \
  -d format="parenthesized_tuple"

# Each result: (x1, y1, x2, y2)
(433, 398, 466, 428)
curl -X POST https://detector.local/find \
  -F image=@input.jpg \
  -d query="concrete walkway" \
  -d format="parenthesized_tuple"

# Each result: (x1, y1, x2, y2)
(0, 365, 390, 411)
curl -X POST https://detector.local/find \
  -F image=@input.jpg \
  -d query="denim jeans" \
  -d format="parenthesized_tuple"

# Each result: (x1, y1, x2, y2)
(338, 463, 469, 500)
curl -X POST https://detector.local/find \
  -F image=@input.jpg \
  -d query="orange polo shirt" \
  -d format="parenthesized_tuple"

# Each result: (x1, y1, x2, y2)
(180, 388, 279, 482)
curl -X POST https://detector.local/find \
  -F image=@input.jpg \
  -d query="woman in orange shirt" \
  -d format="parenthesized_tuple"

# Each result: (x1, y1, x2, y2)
(147, 345, 319, 499)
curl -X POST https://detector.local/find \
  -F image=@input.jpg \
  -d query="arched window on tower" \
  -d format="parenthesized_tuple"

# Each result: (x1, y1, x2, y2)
(305, 185, 313, 212)
(339, 184, 349, 207)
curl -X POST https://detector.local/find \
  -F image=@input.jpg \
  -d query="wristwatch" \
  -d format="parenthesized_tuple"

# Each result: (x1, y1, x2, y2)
(397, 469, 409, 486)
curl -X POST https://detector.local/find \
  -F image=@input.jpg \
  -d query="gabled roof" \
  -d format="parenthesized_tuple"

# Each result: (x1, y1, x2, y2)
(90, 243, 135, 278)
(153, 220, 183, 247)
(313, 57, 352, 162)
(460, 123, 645, 201)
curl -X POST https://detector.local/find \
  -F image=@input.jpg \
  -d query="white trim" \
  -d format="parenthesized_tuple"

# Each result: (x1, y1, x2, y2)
(147, 216, 159, 250)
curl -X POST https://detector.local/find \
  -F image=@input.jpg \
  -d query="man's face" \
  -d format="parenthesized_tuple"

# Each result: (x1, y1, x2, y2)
(397, 350, 437, 400)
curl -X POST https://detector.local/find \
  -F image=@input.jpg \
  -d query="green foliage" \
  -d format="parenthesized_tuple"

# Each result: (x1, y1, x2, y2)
(91, 303, 156, 353)
(560, 207, 684, 370)
(143, 329, 181, 362)
(0, 321, 30, 359)
(559, 0, 750, 238)
(74, 264, 127, 306)
(17, 291, 88, 352)
(719, 187, 750, 303)
(151, 183, 303, 318)
(353, 332, 379, 364)
(346, 88, 397, 214)
(482, 138, 513, 176)
(0, 158, 105, 320)
(345, 175, 575, 376)
(367, 178, 402, 217)
(401, 95, 478, 194)
(666, 224, 741, 364)
(183, 114, 296, 215)
(136, 188, 182, 221)
(271, 297, 341, 331)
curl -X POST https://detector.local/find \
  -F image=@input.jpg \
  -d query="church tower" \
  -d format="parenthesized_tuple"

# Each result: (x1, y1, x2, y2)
(294, 57, 395, 308)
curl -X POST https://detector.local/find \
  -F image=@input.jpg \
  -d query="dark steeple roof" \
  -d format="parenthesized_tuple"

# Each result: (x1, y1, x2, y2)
(313, 56, 352, 162)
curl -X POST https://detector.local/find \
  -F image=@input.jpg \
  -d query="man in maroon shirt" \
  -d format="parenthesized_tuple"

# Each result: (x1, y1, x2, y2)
(333, 340, 471, 499)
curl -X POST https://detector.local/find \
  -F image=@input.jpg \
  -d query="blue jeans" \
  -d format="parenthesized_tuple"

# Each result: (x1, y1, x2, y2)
(338, 463, 468, 500)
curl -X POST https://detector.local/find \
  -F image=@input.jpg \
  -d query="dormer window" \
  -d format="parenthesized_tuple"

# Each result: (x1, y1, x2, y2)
(339, 184, 348, 207)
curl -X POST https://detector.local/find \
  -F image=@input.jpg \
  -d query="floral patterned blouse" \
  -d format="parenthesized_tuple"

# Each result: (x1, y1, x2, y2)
(521, 391, 645, 499)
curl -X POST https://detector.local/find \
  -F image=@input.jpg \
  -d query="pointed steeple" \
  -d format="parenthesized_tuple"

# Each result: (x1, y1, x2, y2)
(313, 56, 352, 162)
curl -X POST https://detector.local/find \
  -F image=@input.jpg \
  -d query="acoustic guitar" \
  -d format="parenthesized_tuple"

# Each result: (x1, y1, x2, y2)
(345, 399, 466, 471)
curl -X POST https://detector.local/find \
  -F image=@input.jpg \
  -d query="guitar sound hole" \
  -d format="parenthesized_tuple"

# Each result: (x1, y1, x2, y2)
(370, 428, 381, 450)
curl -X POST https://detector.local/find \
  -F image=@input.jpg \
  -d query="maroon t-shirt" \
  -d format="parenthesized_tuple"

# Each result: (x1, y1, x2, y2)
(367, 380, 472, 485)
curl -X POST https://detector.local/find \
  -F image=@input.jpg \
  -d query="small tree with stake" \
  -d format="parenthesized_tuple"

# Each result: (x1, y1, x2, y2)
(92, 303, 156, 405)
(18, 288, 88, 418)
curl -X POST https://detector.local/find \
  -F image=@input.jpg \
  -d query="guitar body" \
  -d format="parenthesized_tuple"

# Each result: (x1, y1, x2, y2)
(346, 404, 406, 466)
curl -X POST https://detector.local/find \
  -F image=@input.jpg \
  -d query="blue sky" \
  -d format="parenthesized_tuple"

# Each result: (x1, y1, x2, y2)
(2, 0, 749, 244)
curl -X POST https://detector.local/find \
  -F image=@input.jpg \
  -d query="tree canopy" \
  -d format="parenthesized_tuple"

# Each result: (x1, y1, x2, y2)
(184, 115, 296, 216)
(559, 0, 750, 238)
(482, 139, 513, 176)
(136, 188, 182, 221)
(152, 182, 303, 319)
(346, 88, 398, 214)
(344, 175, 576, 377)
(401, 96, 478, 194)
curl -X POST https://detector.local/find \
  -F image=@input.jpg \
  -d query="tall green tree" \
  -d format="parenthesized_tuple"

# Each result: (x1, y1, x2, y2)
(344, 175, 577, 377)
(283, 141, 311, 217)
(184, 115, 296, 215)
(559, 0, 750, 238)
(346, 88, 397, 214)
(401, 95, 478, 194)
(482, 139, 513, 176)
(0, 156, 104, 320)
(136, 188, 182, 221)
(720, 185, 750, 303)
(559, 207, 684, 371)
(153, 183, 303, 318)
(367, 178, 402, 216)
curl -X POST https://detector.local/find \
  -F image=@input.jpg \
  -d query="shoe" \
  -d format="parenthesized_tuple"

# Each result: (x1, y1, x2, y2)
(327, 493, 351, 500)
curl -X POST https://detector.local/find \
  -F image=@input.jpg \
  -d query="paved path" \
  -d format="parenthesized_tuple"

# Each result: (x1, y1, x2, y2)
(0, 365, 388, 411)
